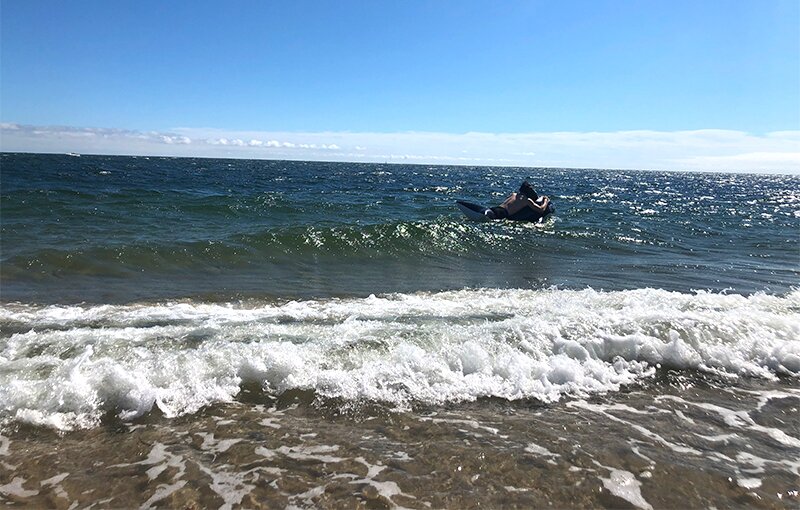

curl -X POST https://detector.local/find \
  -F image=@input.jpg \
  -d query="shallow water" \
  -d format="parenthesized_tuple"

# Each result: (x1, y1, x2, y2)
(2, 375, 798, 509)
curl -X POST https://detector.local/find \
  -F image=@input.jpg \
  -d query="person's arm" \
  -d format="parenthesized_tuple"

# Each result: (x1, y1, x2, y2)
(527, 196, 549, 211)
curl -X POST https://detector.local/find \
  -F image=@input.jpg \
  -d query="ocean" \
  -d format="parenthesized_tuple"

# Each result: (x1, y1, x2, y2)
(1, 152, 798, 508)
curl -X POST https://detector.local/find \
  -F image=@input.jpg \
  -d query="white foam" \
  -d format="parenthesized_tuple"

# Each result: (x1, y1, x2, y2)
(737, 477, 762, 489)
(673, 410, 695, 424)
(524, 442, 559, 465)
(195, 432, 242, 454)
(599, 467, 653, 510)
(570, 400, 702, 455)
(274, 444, 345, 464)
(193, 463, 256, 510)
(347, 456, 410, 508)
(695, 433, 739, 443)
(418, 416, 501, 436)
(40, 472, 69, 486)
(40, 473, 70, 500)
(744, 388, 800, 411)
(1, 287, 798, 430)
(657, 395, 800, 447)
(109, 441, 188, 508)
(259, 417, 282, 429)
(0, 477, 39, 498)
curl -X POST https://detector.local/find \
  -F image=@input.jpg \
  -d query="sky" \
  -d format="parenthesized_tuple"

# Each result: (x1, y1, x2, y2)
(1, 0, 799, 172)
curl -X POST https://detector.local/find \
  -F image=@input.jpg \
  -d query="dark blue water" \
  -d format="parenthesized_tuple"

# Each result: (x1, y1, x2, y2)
(1, 153, 798, 303)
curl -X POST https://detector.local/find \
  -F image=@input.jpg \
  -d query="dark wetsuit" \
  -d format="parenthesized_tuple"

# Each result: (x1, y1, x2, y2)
(488, 202, 548, 221)
(508, 206, 545, 221)
(488, 206, 508, 219)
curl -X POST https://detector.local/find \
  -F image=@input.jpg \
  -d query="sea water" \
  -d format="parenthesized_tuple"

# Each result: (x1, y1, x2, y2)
(1, 153, 798, 508)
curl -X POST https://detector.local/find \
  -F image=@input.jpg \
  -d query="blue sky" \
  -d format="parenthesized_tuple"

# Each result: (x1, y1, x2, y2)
(2, 0, 799, 171)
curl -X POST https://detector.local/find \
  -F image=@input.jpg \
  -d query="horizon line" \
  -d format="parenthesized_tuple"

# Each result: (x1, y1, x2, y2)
(4, 150, 798, 178)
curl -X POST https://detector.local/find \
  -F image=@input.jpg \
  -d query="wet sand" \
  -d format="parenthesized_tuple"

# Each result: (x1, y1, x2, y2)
(1, 373, 798, 509)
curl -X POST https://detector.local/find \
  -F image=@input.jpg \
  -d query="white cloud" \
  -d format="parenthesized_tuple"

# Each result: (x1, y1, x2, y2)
(677, 151, 800, 167)
(160, 135, 191, 144)
(1, 123, 798, 173)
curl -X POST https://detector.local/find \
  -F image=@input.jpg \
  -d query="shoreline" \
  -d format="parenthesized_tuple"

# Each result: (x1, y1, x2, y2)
(2, 375, 798, 508)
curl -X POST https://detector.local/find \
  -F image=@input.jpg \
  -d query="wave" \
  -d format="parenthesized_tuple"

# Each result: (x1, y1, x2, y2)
(1, 219, 563, 278)
(1, 287, 798, 430)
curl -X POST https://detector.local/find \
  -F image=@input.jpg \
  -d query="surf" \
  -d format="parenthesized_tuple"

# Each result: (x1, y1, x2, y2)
(1, 287, 797, 431)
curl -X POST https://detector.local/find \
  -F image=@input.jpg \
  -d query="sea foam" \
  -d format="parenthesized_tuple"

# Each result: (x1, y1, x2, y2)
(1, 288, 798, 430)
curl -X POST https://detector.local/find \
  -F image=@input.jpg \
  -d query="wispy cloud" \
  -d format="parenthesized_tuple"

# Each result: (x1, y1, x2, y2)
(2, 123, 798, 173)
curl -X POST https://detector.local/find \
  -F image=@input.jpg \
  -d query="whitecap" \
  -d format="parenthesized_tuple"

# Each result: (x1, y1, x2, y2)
(1, 287, 797, 430)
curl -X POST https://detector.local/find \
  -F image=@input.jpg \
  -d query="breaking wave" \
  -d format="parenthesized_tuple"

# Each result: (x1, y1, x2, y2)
(1, 287, 798, 430)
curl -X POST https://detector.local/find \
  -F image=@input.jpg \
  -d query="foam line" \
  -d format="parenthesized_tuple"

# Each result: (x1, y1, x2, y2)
(1, 288, 797, 430)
